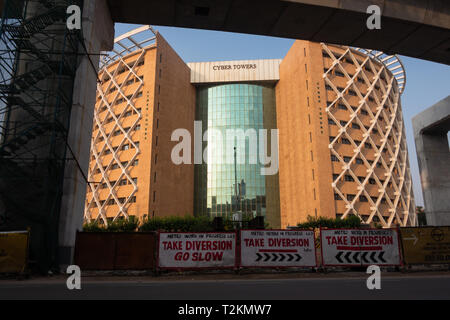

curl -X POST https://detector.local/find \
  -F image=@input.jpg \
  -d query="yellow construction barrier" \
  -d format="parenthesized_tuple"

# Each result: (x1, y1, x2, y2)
(400, 227, 450, 265)
(0, 230, 29, 273)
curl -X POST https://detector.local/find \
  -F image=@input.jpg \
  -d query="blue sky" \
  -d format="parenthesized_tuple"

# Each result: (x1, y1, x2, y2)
(116, 23, 450, 206)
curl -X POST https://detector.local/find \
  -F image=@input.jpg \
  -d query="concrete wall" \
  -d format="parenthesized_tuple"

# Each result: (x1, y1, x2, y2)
(58, 0, 114, 267)
(412, 96, 450, 226)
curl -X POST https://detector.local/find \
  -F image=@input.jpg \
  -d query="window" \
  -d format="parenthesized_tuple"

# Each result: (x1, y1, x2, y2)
(344, 175, 354, 182)
(328, 119, 336, 125)
(348, 90, 357, 96)
(329, 136, 335, 143)
(341, 138, 351, 145)
(335, 70, 345, 77)
(355, 158, 363, 164)
(340, 120, 347, 126)
(333, 174, 339, 180)
(338, 103, 347, 110)
(334, 193, 342, 200)
(359, 195, 368, 202)
(122, 144, 129, 150)
(119, 179, 127, 186)
(331, 155, 339, 162)
(365, 143, 372, 149)
(347, 194, 355, 201)
(325, 84, 332, 90)
(343, 156, 351, 163)
(361, 109, 369, 116)
(352, 123, 360, 130)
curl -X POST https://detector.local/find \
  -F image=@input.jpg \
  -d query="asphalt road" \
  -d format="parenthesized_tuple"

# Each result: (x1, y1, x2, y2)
(1, 274, 450, 299)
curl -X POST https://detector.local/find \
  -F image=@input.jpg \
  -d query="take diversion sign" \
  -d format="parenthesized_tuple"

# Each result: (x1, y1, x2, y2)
(158, 232, 236, 269)
(321, 228, 401, 266)
(240, 230, 316, 267)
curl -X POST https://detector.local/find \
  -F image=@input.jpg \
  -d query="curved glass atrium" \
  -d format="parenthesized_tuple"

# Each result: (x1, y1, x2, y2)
(194, 83, 279, 219)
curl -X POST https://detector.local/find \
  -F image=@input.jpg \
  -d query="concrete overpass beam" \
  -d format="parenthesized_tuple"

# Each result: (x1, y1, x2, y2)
(412, 96, 450, 226)
(58, 0, 114, 268)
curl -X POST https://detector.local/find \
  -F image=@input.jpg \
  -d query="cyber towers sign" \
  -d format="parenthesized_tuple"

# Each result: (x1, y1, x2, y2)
(188, 59, 281, 84)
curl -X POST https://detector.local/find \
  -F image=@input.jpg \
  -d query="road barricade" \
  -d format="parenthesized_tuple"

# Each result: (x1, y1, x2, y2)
(0, 230, 29, 273)
(74, 232, 157, 270)
(400, 226, 450, 265)
(240, 229, 316, 268)
(320, 228, 402, 267)
(157, 232, 237, 269)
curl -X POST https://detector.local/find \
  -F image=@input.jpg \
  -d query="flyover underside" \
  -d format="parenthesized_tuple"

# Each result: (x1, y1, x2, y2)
(106, 0, 450, 65)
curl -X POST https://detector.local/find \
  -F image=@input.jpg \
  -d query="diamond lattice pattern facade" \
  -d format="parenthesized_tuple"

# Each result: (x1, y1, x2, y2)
(84, 27, 416, 228)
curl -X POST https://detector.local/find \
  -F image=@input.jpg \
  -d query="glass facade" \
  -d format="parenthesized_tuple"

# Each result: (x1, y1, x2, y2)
(194, 83, 279, 219)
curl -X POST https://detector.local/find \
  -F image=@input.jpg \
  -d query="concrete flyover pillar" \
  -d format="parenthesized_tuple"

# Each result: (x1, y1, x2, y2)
(58, 0, 114, 267)
(412, 96, 450, 226)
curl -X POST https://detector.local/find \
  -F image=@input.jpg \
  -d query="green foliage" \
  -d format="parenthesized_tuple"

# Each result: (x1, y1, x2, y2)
(84, 214, 267, 233)
(416, 206, 427, 226)
(139, 215, 214, 232)
(83, 216, 139, 232)
(106, 216, 139, 232)
(82, 220, 105, 232)
(296, 215, 362, 229)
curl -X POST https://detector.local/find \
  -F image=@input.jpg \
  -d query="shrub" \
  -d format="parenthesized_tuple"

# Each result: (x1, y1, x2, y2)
(106, 216, 139, 232)
(139, 215, 214, 232)
(83, 216, 139, 232)
(82, 220, 106, 232)
(296, 215, 362, 229)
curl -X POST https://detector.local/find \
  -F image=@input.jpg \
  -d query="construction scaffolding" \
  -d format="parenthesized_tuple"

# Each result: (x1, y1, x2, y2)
(0, 0, 83, 272)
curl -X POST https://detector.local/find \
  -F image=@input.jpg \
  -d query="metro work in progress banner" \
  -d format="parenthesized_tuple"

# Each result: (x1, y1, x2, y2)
(158, 232, 236, 269)
(240, 230, 317, 267)
(320, 228, 402, 266)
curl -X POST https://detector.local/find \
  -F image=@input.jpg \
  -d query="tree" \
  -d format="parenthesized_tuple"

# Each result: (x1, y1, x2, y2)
(416, 206, 427, 226)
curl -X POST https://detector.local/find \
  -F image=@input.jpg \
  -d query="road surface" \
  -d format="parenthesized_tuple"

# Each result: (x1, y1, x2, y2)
(1, 273, 450, 299)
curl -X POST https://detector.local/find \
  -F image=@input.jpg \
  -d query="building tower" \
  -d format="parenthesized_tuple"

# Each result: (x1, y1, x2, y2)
(276, 41, 415, 228)
(85, 26, 416, 229)
(84, 26, 195, 224)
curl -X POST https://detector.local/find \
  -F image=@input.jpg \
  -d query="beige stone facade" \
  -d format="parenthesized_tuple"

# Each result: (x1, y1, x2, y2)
(84, 27, 415, 228)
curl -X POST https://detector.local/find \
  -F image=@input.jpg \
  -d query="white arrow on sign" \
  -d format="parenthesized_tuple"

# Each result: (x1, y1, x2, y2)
(403, 234, 418, 245)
